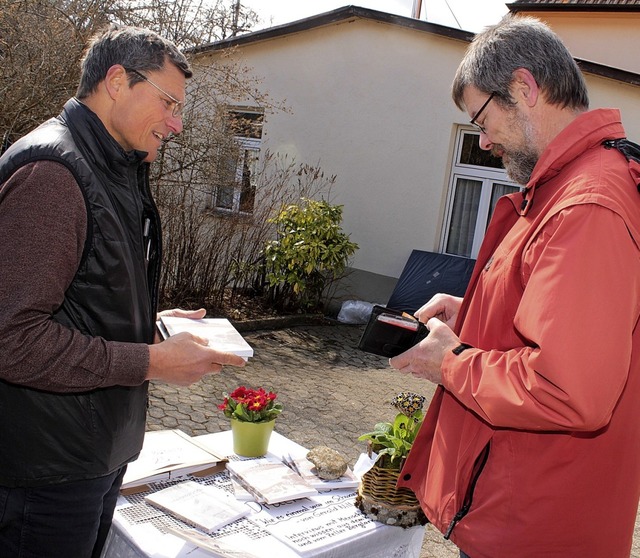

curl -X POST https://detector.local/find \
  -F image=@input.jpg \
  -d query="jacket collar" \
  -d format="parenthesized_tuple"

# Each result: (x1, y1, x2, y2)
(59, 98, 147, 180)
(519, 108, 627, 217)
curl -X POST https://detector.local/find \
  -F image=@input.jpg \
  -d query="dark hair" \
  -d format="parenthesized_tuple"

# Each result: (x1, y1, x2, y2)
(452, 14, 588, 112)
(76, 24, 192, 99)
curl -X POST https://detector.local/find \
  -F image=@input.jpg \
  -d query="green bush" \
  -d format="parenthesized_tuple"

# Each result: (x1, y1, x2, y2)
(264, 198, 358, 312)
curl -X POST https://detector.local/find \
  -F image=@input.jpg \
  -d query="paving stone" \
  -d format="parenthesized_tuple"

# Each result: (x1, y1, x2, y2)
(146, 322, 640, 558)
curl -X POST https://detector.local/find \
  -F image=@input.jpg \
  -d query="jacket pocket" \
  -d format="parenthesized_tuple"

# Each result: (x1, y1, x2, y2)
(444, 441, 491, 539)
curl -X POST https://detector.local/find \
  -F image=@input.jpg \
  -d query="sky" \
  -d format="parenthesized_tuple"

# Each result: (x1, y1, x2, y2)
(247, 0, 510, 33)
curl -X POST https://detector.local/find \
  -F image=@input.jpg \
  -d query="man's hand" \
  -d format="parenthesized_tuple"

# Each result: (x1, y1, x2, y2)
(147, 332, 246, 386)
(414, 293, 462, 329)
(149, 307, 246, 385)
(389, 317, 460, 384)
(154, 307, 207, 343)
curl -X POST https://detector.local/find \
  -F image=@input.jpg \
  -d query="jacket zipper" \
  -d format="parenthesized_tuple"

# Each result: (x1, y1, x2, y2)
(444, 441, 491, 539)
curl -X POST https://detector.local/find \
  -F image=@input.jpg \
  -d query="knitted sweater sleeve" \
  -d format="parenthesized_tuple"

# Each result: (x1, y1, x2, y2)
(0, 160, 149, 392)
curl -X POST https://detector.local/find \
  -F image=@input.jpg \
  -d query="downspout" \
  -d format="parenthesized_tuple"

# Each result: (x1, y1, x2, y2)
(411, 0, 423, 19)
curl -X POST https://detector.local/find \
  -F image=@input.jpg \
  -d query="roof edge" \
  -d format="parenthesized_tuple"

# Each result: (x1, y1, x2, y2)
(190, 5, 640, 88)
(508, 2, 640, 13)
(190, 5, 473, 55)
(577, 58, 640, 87)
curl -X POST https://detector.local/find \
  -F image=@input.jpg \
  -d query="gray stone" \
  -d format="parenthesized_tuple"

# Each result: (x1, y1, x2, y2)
(306, 446, 348, 480)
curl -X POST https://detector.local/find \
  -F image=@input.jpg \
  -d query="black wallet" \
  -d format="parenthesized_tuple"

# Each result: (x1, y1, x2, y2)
(357, 305, 429, 358)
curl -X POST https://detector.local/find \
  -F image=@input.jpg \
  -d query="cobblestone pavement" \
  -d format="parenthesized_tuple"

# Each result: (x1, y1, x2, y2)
(146, 322, 640, 558)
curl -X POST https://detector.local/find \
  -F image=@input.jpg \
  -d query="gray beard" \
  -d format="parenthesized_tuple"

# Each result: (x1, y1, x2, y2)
(503, 150, 538, 186)
(496, 114, 539, 186)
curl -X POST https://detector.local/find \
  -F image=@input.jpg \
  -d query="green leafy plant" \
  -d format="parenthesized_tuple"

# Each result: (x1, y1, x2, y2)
(358, 392, 425, 468)
(218, 386, 283, 423)
(264, 198, 358, 312)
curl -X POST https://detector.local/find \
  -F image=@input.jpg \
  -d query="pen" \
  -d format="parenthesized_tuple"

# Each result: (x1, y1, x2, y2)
(282, 453, 301, 476)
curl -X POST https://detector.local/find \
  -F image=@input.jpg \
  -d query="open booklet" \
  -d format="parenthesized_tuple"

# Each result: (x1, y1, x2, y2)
(145, 480, 249, 534)
(158, 316, 254, 360)
(121, 429, 225, 493)
(226, 457, 318, 504)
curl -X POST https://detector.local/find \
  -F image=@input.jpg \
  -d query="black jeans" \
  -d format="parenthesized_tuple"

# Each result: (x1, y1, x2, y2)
(460, 551, 472, 558)
(0, 466, 125, 558)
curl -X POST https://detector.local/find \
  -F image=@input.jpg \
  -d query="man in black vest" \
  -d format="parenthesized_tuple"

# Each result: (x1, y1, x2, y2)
(0, 25, 246, 557)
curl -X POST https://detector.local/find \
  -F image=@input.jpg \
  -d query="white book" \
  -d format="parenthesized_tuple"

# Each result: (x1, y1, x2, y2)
(159, 317, 253, 359)
(226, 458, 318, 504)
(121, 429, 224, 492)
(145, 480, 249, 533)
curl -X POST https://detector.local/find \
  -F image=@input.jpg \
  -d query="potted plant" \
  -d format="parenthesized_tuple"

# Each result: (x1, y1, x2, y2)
(218, 386, 283, 457)
(355, 391, 428, 527)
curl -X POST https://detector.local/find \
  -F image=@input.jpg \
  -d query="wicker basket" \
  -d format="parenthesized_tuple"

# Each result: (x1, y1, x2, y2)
(355, 459, 428, 528)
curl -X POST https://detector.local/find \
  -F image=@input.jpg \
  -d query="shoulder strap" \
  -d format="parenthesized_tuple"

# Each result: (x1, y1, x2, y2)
(603, 139, 640, 191)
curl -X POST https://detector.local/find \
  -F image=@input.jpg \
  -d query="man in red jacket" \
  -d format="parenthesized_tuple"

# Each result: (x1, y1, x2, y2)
(391, 14, 640, 558)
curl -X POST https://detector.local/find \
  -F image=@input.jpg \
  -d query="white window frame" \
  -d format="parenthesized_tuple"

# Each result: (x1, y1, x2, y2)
(212, 109, 263, 215)
(440, 127, 521, 259)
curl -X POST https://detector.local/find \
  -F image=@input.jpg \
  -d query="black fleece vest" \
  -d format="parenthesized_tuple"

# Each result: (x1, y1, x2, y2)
(0, 98, 161, 487)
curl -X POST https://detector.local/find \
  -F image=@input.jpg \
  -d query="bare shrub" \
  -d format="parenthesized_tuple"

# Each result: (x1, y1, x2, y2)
(1, 0, 346, 316)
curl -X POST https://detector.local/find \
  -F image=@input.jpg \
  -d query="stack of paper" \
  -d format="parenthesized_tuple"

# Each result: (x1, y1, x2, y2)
(158, 317, 254, 359)
(226, 458, 318, 504)
(144, 480, 249, 533)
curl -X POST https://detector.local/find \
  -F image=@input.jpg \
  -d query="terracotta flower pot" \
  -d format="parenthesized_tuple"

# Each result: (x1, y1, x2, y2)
(230, 418, 276, 457)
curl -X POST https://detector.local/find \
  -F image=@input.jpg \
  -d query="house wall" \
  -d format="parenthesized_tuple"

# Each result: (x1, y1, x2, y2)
(200, 19, 472, 304)
(199, 16, 640, 307)
(518, 11, 640, 74)
(587, 73, 640, 135)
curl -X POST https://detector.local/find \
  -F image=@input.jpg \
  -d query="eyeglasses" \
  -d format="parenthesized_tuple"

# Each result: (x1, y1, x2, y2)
(469, 91, 496, 134)
(124, 68, 184, 118)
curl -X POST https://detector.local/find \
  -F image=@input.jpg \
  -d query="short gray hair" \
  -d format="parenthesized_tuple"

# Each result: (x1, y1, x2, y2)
(452, 14, 588, 112)
(76, 24, 192, 99)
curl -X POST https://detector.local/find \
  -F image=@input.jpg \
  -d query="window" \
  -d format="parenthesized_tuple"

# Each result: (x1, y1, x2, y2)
(441, 129, 521, 258)
(213, 109, 264, 214)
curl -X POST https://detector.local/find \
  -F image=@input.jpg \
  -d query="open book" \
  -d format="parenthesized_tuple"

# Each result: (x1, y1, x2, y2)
(145, 480, 249, 533)
(121, 429, 225, 492)
(158, 317, 254, 360)
(226, 458, 317, 504)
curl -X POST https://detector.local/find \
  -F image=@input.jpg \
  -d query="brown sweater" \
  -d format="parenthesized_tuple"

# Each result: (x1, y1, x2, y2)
(0, 160, 149, 392)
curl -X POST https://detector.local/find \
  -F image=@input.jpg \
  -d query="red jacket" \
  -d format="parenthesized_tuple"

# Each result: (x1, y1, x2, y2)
(398, 109, 640, 557)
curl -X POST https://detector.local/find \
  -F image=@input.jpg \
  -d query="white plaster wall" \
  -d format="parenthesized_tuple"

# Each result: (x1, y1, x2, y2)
(523, 12, 640, 74)
(199, 16, 640, 286)
(587, 73, 640, 135)
(201, 19, 470, 280)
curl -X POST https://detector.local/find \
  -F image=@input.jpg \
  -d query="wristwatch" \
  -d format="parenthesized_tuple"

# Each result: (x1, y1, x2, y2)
(452, 343, 473, 355)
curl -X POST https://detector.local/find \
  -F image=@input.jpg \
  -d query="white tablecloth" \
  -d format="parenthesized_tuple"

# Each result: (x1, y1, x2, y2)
(101, 431, 425, 558)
